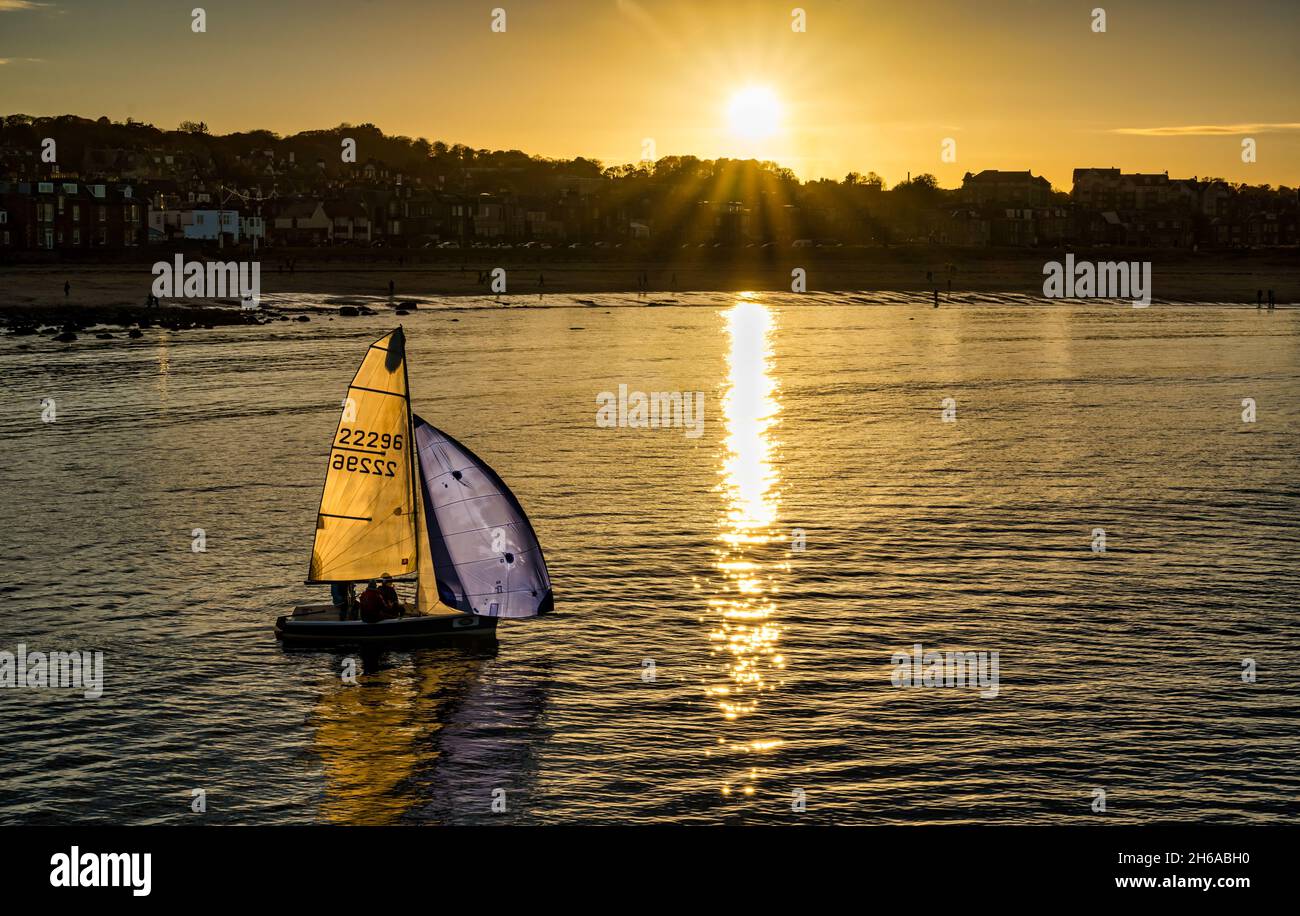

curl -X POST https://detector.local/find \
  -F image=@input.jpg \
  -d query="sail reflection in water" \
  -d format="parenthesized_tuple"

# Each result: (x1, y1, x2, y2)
(311, 652, 487, 825)
(707, 295, 785, 796)
(310, 649, 552, 824)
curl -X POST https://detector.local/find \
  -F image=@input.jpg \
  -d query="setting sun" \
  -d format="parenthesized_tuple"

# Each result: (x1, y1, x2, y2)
(725, 86, 782, 141)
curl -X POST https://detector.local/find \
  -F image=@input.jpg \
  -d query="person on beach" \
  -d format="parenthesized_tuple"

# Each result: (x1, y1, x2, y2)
(933, 289, 939, 308)
(1268, 290, 1275, 310)
(64, 281, 70, 297)
(388, 279, 395, 297)
(1257, 289, 1263, 309)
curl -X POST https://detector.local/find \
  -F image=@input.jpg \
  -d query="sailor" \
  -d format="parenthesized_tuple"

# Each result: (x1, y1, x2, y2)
(378, 575, 401, 617)
(330, 582, 356, 620)
(358, 581, 387, 624)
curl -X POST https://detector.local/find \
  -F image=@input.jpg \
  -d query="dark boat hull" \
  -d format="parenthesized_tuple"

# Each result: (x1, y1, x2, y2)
(276, 606, 498, 646)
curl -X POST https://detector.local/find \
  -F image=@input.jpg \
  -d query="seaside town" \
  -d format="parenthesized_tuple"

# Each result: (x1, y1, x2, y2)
(1, 114, 1298, 257)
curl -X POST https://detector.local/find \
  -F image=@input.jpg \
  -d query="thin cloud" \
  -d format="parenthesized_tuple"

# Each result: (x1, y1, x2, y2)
(0, 57, 43, 64)
(1113, 123, 1300, 136)
(0, 1, 51, 11)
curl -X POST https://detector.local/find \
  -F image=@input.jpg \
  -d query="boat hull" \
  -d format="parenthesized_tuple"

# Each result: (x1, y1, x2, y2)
(276, 605, 498, 646)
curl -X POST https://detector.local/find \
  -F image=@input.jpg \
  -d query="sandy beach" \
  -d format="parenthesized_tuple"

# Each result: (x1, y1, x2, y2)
(2, 248, 1296, 328)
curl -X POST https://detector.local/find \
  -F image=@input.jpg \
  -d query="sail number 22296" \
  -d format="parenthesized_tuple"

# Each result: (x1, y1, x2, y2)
(332, 427, 403, 477)
(331, 453, 399, 477)
(337, 429, 403, 450)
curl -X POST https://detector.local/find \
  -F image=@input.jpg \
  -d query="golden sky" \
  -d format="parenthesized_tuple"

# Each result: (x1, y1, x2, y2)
(1, 0, 1297, 189)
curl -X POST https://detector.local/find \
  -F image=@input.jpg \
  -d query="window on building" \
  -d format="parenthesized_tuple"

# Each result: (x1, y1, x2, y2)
(98, 206, 107, 223)
(0, 211, 6, 224)
(72, 204, 80, 221)
(38, 182, 54, 193)
(73, 228, 80, 246)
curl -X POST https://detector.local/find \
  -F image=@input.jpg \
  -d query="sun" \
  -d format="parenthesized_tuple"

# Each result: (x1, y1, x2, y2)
(726, 86, 782, 141)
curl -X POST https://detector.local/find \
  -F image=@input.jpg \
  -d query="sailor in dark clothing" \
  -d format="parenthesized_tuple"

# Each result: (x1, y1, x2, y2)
(378, 575, 402, 617)
(358, 581, 387, 624)
(330, 582, 356, 620)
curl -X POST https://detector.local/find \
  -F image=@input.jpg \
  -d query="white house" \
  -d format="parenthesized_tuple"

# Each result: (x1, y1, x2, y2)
(183, 209, 241, 242)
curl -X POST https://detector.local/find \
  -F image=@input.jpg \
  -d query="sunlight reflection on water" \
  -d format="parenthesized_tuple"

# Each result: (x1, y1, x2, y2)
(708, 295, 788, 797)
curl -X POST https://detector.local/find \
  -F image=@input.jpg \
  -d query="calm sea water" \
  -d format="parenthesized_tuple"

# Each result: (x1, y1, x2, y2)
(1, 292, 1297, 825)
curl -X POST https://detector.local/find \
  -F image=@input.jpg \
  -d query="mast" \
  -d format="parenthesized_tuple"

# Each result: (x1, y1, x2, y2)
(399, 326, 420, 604)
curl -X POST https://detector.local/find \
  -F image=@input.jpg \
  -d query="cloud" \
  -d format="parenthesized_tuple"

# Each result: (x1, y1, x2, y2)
(1112, 123, 1300, 136)
(0, 57, 42, 64)
(0, 1, 51, 11)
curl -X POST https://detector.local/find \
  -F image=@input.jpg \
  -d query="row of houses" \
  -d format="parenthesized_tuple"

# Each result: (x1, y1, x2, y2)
(0, 173, 624, 251)
(943, 169, 1300, 249)
(2, 166, 1296, 252)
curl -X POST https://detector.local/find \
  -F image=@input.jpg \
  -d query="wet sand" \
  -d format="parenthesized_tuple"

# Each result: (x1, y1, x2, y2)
(2, 249, 1295, 327)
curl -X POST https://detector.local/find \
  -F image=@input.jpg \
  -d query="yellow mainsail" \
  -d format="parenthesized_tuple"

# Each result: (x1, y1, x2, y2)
(308, 329, 417, 583)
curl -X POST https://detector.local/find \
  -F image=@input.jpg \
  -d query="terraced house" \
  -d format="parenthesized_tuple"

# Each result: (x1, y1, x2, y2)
(0, 178, 145, 250)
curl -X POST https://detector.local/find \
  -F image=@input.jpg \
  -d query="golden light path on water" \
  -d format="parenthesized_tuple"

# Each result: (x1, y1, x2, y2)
(706, 294, 785, 798)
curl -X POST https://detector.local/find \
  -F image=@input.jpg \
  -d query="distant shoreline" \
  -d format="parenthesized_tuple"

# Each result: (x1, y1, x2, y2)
(2, 249, 1296, 330)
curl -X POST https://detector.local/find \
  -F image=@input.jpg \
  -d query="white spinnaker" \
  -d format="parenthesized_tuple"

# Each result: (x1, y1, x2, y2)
(413, 416, 553, 618)
(308, 329, 417, 583)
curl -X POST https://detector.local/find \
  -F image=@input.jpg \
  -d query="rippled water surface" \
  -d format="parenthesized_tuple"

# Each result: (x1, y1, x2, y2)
(1, 293, 1297, 824)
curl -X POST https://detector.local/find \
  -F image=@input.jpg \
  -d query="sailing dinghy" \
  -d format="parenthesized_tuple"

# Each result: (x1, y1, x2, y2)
(276, 327, 553, 646)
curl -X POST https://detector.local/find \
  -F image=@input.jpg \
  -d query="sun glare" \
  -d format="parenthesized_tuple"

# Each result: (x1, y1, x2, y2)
(725, 86, 782, 141)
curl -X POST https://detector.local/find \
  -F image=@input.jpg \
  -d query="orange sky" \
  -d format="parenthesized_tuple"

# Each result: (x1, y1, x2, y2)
(1, 0, 1297, 189)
